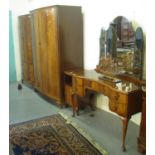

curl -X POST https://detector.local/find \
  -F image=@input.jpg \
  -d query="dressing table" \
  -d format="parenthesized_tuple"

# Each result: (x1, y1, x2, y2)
(64, 69, 142, 151)
(64, 16, 145, 152)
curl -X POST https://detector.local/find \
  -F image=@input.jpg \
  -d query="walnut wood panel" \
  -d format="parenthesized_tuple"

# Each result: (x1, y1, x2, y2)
(38, 10, 48, 93)
(31, 12, 41, 90)
(31, 8, 60, 100)
(31, 6, 83, 104)
(19, 15, 35, 86)
(46, 8, 61, 100)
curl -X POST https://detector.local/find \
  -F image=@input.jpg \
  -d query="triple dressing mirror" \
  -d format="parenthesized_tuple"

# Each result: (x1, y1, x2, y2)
(96, 16, 144, 80)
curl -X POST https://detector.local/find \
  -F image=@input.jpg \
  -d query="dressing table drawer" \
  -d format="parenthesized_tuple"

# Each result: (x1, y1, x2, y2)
(91, 81, 100, 92)
(84, 79, 92, 87)
(75, 77, 83, 86)
(74, 77, 84, 96)
(84, 80, 101, 92)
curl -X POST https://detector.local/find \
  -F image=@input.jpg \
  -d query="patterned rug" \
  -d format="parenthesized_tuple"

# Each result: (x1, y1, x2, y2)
(10, 113, 108, 155)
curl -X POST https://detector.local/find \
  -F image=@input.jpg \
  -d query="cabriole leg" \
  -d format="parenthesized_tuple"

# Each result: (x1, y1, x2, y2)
(121, 117, 130, 152)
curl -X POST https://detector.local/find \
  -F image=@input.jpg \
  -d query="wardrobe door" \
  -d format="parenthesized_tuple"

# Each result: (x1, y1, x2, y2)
(31, 8, 61, 102)
(19, 15, 35, 86)
(26, 16, 33, 64)
(31, 11, 42, 90)
(37, 9, 49, 94)
(45, 7, 61, 101)
(25, 15, 35, 84)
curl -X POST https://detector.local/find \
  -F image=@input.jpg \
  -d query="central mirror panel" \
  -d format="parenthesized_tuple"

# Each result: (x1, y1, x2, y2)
(114, 16, 135, 49)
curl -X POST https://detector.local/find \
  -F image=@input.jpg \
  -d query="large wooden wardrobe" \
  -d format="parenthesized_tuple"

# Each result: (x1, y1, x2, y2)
(19, 14, 35, 86)
(30, 5, 83, 105)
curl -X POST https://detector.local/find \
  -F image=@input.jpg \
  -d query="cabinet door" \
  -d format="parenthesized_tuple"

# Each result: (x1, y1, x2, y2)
(31, 11, 42, 90)
(31, 8, 61, 101)
(37, 10, 49, 93)
(45, 7, 61, 101)
(25, 16, 33, 64)
(25, 16, 35, 85)
(19, 15, 35, 86)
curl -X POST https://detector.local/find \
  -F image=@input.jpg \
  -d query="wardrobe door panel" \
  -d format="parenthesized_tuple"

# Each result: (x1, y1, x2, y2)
(19, 15, 35, 86)
(46, 8, 61, 100)
(31, 8, 61, 100)
(32, 11, 42, 90)
(38, 10, 49, 93)
(26, 16, 33, 63)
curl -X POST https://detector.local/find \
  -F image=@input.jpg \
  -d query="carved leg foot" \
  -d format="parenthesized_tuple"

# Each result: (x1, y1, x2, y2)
(121, 117, 130, 152)
(122, 145, 126, 152)
(88, 93, 95, 111)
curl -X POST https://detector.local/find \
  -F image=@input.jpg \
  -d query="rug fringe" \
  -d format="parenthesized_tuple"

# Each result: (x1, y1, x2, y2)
(58, 112, 108, 155)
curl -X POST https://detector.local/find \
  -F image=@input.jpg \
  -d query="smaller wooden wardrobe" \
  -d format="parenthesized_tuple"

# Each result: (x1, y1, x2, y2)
(18, 14, 35, 86)
(31, 5, 84, 105)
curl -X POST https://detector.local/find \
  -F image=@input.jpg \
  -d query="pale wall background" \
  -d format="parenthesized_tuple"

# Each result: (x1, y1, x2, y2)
(10, 0, 146, 125)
